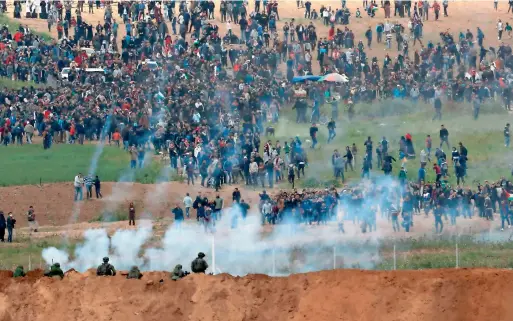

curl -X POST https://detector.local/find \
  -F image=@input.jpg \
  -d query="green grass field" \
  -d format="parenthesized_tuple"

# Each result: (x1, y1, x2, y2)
(0, 143, 180, 186)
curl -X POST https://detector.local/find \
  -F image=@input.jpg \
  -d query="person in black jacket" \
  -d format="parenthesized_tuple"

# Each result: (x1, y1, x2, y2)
(6, 212, 16, 243)
(94, 175, 102, 198)
(0, 211, 6, 242)
(343, 146, 354, 171)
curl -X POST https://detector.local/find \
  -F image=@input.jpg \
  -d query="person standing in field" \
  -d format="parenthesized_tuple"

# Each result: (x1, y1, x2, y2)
(84, 174, 94, 199)
(74, 173, 84, 201)
(94, 175, 102, 199)
(6, 212, 16, 243)
(129, 145, 138, 169)
(183, 193, 192, 218)
(27, 206, 37, 232)
(128, 202, 136, 226)
(0, 211, 6, 242)
(112, 130, 121, 147)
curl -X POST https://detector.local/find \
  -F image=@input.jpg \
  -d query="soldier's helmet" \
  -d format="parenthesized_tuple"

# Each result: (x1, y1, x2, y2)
(54, 263, 61, 267)
(198, 252, 205, 258)
(103, 257, 109, 263)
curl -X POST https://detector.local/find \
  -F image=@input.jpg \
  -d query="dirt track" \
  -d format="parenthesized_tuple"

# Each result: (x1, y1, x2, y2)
(0, 268, 512, 321)
(0, 182, 261, 227)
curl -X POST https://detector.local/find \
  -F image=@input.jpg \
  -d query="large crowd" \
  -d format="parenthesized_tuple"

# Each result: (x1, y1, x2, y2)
(0, 0, 513, 233)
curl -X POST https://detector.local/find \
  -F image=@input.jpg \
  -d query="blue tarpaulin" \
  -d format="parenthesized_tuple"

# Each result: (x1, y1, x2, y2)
(292, 75, 321, 83)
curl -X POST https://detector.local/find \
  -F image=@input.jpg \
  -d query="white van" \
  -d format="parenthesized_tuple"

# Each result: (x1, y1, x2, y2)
(60, 67, 105, 81)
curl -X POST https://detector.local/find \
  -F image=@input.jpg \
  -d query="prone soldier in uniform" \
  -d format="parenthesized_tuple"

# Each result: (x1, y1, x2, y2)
(44, 263, 64, 279)
(171, 264, 189, 280)
(127, 266, 143, 279)
(13, 265, 26, 278)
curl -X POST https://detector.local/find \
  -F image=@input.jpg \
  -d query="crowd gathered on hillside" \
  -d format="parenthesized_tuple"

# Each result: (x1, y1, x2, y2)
(0, 0, 512, 193)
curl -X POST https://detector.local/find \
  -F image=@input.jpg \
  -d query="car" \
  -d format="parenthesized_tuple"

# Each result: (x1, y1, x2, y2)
(60, 67, 106, 81)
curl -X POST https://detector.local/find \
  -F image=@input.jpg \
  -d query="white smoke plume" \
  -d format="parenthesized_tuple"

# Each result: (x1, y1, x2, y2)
(42, 201, 386, 275)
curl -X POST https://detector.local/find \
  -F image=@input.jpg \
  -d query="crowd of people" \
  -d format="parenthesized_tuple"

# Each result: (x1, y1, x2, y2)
(0, 0, 513, 237)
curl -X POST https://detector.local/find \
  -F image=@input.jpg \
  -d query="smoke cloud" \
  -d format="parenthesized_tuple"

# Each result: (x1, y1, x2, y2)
(43, 202, 387, 275)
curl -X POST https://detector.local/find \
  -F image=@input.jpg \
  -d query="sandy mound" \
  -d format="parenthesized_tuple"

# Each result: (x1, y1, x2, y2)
(1, 268, 512, 321)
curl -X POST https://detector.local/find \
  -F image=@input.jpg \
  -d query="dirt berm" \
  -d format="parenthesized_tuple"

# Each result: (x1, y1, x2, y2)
(1, 268, 512, 321)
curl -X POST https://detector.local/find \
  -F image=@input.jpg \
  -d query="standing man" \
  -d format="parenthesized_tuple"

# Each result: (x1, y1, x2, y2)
(214, 195, 224, 221)
(327, 118, 336, 143)
(232, 188, 241, 203)
(442, 0, 448, 16)
(0, 212, 5, 242)
(434, 204, 444, 233)
(183, 193, 193, 218)
(27, 206, 37, 232)
(433, 1, 440, 20)
(6, 212, 16, 243)
(129, 145, 138, 169)
(172, 204, 184, 227)
(498, 19, 504, 40)
(439, 125, 450, 150)
(84, 174, 94, 200)
(365, 26, 372, 49)
(74, 173, 84, 201)
(94, 175, 103, 199)
(343, 146, 354, 171)
(433, 88, 443, 120)
(505, 123, 510, 147)
(309, 123, 318, 149)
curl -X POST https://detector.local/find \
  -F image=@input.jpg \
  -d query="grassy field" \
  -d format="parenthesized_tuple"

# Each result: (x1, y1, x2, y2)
(0, 143, 181, 186)
(0, 236, 77, 270)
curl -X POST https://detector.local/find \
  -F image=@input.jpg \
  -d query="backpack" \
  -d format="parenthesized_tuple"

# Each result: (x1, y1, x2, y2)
(27, 210, 35, 222)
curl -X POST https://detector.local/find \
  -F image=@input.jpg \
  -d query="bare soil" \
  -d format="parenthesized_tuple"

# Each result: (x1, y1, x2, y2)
(1, 268, 513, 321)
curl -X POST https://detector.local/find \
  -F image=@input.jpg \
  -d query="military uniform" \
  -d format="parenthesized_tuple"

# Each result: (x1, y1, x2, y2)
(171, 264, 185, 280)
(13, 266, 25, 278)
(97, 257, 117, 276)
(127, 266, 143, 279)
(44, 263, 64, 279)
(191, 252, 208, 273)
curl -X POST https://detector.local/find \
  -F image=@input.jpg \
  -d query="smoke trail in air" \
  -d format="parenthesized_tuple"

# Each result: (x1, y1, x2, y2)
(68, 113, 113, 226)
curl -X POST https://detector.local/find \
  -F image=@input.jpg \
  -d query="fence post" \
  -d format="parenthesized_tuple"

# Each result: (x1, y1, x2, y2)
(29, 254, 32, 271)
(393, 244, 397, 271)
(272, 247, 276, 276)
(455, 243, 459, 268)
(333, 246, 336, 270)
(212, 235, 216, 275)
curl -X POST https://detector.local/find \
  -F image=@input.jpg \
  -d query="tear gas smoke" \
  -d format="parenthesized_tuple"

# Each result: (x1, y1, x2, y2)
(43, 202, 385, 275)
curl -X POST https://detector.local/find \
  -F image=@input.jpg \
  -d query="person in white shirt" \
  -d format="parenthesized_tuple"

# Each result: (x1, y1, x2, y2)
(498, 19, 504, 40)
(261, 201, 272, 225)
(74, 173, 84, 201)
(249, 160, 258, 186)
(183, 193, 193, 218)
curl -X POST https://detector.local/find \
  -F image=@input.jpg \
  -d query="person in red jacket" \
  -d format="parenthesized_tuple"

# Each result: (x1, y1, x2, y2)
(433, 163, 442, 182)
